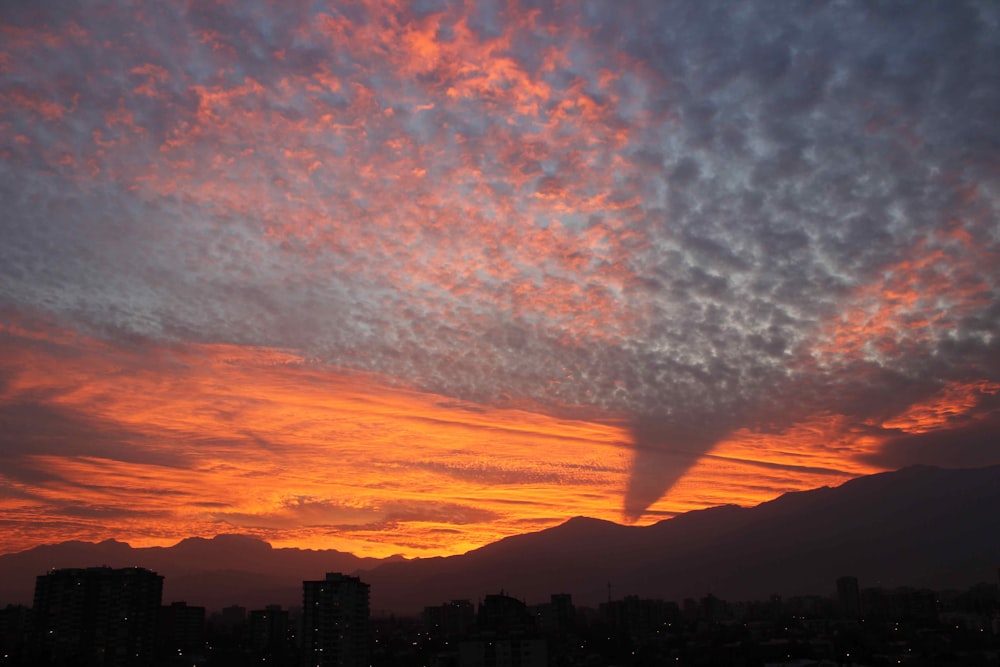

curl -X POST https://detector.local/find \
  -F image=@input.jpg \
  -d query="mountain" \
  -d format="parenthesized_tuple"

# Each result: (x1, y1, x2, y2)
(0, 533, 389, 611)
(2, 465, 998, 613)
(358, 464, 1000, 612)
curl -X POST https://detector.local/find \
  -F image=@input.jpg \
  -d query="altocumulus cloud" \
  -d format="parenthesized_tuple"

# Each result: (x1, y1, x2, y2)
(1, 0, 998, 521)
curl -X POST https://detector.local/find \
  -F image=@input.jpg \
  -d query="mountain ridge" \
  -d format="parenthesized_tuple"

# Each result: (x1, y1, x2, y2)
(2, 464, 997, 613)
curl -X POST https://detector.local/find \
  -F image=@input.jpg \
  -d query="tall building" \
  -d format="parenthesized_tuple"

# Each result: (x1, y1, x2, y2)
(600, 595, 680, 638)
(32, 566, 163, 667)
(219, 604, 247, 633)
(424, 599, 475, 638)
(837, 576, 862, 619)
(458, 593, 547, 667)
(0, 604, 31, 664)
(158, 601, 205, 656)
(301, 572, 370, 667)
(249, 604, 291, 662)
(530, 593, 575, 635)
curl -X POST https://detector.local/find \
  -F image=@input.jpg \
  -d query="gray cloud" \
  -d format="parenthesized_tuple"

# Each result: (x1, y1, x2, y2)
(1, 0, 998, 519)
(861, 413, 1000, 470)
(0, 399, 192, 478)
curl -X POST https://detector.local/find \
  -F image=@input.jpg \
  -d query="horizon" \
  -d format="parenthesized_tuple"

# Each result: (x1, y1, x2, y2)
(2, 462, 989, 559)
(0, 460, 889, 558)
(2, 462, 999, 618)
(2, 1, 999, 560)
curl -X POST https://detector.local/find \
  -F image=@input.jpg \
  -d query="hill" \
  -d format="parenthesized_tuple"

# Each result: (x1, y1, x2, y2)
(359, 464, 1000, 612)
(0, 533, 386, 610)
(2, 465, 997, 613)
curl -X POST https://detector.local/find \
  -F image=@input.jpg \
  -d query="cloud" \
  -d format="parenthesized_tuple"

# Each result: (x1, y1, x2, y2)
(0, 400, 192, 476)
(862, 412, 1000, 470)
(0, 317, 638, 556)
(860, 384, 1000, 469)
(1, 0, 999, 538)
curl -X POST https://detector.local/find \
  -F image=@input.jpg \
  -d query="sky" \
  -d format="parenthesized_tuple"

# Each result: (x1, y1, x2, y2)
(1, 0, 999, 559)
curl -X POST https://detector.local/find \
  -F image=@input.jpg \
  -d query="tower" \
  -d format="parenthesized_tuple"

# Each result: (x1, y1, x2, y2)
(32, 566, 163, 666)
(836, 575, 862, 620)
(301, 572, 370, 667)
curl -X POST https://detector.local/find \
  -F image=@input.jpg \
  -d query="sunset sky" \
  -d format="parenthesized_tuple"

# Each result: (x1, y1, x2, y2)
(1, 1, 999, 559)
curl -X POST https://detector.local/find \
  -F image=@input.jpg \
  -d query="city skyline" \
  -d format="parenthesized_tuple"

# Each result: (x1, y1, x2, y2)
(1, 463, 999, 664)
(2, 1, 1000, 558)
(12, 564, 995, 667)
(2, 460, 997, 616)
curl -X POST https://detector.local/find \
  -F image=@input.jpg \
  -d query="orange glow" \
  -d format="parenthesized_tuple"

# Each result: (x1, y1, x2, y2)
(811, 222, 995, 367)
(3, 3, 997, 561)
(0, 318, 633, 556)
(0, 315, 899, 557)
(6, 311, 993, 557)
(651, 414, 884, 516)
(880, 380, 1000, 434)
(0, 4, 654, 348)
(6, 298, 999, 557)
(655, 218, 1000, 517)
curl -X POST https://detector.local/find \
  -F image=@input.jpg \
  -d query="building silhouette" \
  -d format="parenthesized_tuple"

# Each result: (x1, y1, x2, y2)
(476, 593, 535, 635)
(32, 566, 162, 667)
(600, 594, 680, 639)
(423, 599, 475, 638)
(0, 604, 31, 664)
(218, 604, 247, 635)
(458, 593, 546, 667)
(301, 573, 369, 667)
(249, 604, 291, 662)
(836, 576, 862, 619)
(158, 601, 205, 657)
(546, 593, 574, 633)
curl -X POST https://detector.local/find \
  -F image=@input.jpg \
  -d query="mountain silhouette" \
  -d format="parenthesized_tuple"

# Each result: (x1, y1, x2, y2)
(360, 464, 1000, 612)
(2, 465, 997, 613)
(0, 534, 388, 610)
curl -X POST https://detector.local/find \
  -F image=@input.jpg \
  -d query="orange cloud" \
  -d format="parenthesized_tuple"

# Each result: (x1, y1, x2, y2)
(0, 1, 654, 353)
(880, 380, 1000, 434)
(0, 312, 919, 557)
(0, 316, 634, 556)
(811, 220, 995, 367)
(4, 1, 998, 556)
(644, 413, 884, 518)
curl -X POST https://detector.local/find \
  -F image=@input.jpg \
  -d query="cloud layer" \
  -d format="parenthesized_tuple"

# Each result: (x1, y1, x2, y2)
(1, 0, 998, 552)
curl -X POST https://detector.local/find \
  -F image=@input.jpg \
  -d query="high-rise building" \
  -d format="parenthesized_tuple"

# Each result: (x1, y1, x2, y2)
(32, 566, 163, 667)
(424, 599, 475, 638)
(249, 604, 290, 661)
(458, 593, 547, 667)
(219, 604, 247, 633)
(530, 593, 576, 635)
(158, 601, 205, 656)
(836, 576, 862, 619)
(0, 604, 31, 664)
(301, 572, 370, 667)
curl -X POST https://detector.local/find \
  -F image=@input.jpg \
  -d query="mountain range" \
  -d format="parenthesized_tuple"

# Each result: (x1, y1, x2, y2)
(2, 464, 998, 614)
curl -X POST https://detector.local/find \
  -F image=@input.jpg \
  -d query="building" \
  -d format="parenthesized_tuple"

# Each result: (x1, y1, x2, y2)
(458, 593, 546, 667)
(218, 604, 247, 633)
(477, 593, 534, 635)
(600, 595, 680, 639)
(457, 637, 547, 667)
(0, 604, 31, 664)
(547, 594, 574, 633)
(836, 576, 862, 619)
(424, 599, 475, 638)
(32, 566, 163, 667)
(249, 604, 291, 662)
(301, 573, 370, 667)
(158, 601, 205, 657)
